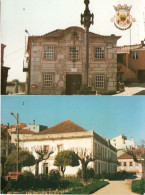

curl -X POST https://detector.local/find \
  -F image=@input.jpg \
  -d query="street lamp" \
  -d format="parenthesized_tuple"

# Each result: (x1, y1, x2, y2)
(10, 112, 19, 173)
(81, 0, 94, 87)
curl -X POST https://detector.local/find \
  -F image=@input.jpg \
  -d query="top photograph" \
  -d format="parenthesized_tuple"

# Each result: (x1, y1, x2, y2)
(1, 0, 145, 95)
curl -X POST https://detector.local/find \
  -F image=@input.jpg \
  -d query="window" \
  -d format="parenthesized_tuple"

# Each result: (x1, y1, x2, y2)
(95, 75, 104, 88)
(95, 47, 105, 59)
(119, 162, 121, 166)
(70, 47, 79, 60)
(124, 162, 126, 166)
(43, 74, 53, 87)
(44, 46, 54, 59)
(130, 162, 133, 166)
(131, 52, 138, 60)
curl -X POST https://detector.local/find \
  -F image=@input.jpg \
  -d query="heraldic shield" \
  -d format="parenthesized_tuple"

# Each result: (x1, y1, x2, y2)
(112, 4, 135, 30)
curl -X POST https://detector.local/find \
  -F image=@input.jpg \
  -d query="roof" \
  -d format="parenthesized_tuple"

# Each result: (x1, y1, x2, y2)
(37, 120, 87, 135)
(10, 123, 27, 129)
(118, 153, 133, 159)
(118, 149, 145, 159)
(117, 44, 145, 53)
(12, 129, 35, 134)
(29, 26, 121, 39)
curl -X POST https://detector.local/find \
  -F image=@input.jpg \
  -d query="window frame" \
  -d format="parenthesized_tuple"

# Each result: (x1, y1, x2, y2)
(94, 46, 105, 60)
(69, 46, 79, 60)
(131, 51, 138, 60)
(43, 73, 54, 88)
(95, 74, 105, 89)
(44, 46, 55, 60)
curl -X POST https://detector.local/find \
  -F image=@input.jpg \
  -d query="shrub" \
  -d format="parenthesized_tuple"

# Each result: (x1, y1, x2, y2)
(1, 176, 7, 193)
(132, 179, 145, 194)
(36, 174, 49, 189)
(48, 169, 61, 188)
(65, 180, 109, 194)
(77, 168, 95, 179)
(17, 171, 35, 189)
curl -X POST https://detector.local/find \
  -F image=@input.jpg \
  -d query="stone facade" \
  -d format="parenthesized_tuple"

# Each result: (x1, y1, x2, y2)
(24, 26, 120, 95)
(20, 120, 117, 176)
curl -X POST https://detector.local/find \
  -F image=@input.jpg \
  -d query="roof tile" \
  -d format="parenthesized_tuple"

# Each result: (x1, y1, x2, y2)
(37, 120, 87, 135)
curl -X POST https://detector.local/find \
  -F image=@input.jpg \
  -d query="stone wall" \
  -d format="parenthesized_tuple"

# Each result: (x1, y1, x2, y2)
(28, 27, 119, 95)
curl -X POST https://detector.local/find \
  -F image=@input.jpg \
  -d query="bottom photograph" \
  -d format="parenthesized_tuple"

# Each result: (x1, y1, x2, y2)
(1, 96, 145, 194)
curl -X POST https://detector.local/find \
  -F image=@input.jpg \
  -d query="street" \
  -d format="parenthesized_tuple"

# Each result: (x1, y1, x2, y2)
(114, 83, 145, 96)
(93, 180, 138, 195)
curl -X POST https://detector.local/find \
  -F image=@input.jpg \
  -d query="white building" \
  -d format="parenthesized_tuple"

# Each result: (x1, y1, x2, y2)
(110, 134, 136, 150)
(20, 120, 117, 176)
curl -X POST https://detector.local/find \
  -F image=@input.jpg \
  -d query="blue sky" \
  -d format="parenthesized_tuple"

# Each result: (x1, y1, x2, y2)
(1, 0, 145, 81)
(1, 96, 145, 144)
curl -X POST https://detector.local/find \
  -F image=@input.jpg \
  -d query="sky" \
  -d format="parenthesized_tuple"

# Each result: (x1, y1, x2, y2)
(1, 0, 145, 82)
(1, 95, 145, 145)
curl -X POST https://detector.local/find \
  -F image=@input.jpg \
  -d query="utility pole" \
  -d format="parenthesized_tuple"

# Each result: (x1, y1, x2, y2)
(81, 0, 94, 87)
(16, 113, 19, 172)
(6, 123, 9, 156)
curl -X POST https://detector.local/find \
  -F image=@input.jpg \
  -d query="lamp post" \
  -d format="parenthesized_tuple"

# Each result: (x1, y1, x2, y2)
(10, 112, 19, 172)
(81, 0, 94, 87)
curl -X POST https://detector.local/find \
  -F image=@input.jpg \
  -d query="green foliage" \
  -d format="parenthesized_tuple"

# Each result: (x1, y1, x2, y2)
(77, 168, 95, 179)
(48, 169, 61, 188)
(132, 179, 145, 194)
(1, 176, 7, 192)
(17, 171, 35, 189)
(63, 178, 84, 189)
(65, 180, 109, 194)
(54, 150, 79, 167)
(5, 150, 35, 170)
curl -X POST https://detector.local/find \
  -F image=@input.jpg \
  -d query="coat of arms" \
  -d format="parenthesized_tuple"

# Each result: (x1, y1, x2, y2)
(112, 4, 135, 30)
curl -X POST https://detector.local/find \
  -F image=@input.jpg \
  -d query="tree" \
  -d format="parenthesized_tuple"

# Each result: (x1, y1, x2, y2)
(72, 148, 97, 183)
(34, 146, 54, 176)
(5, 150, 35, 172)
(54, 150, 79, 177)
(125, 140, 145, 180)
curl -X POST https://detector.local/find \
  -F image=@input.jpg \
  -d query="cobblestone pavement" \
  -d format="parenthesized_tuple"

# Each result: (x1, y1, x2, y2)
(114, 83, 145, 96)
(93, 180, 138, 195)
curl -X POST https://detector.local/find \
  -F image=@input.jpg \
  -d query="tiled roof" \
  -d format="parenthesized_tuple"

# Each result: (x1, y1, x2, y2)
(29, 26, 120, 39)
(117, 44, 145, 53)
(12, 129, 35, 134)
(10, 123, 27, 129)
(118, 149, 145, 159)
(1, 124, 7, 129)
(37, 120, 87, 135)
(43, 29, 64, 37)
(118, 153, 133, 159)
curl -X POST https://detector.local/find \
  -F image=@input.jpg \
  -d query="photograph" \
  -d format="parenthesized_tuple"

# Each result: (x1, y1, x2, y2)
(1, 96, 145, 194)
(1, 0, 145, 194)
(1, 0, 145, 95)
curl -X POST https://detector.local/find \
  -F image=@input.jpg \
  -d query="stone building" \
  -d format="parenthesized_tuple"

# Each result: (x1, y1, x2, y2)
(24, 26, 120, 95)
(20, 120, 117, 176)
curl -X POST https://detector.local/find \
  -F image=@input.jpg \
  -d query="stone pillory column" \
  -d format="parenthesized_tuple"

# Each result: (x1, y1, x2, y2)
(81, 0, 94, 87)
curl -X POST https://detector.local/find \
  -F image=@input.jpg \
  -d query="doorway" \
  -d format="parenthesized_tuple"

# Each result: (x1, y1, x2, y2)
(138, 70, 145, 83)
(66, 74, 82, 95)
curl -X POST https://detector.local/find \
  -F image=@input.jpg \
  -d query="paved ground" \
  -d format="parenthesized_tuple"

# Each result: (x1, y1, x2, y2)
(93, 180, 138, 195)
(114, 83, 145, 96)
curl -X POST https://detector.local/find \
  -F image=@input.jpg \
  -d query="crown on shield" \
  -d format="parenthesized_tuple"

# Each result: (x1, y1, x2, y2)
(113, 4, 132, 12)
